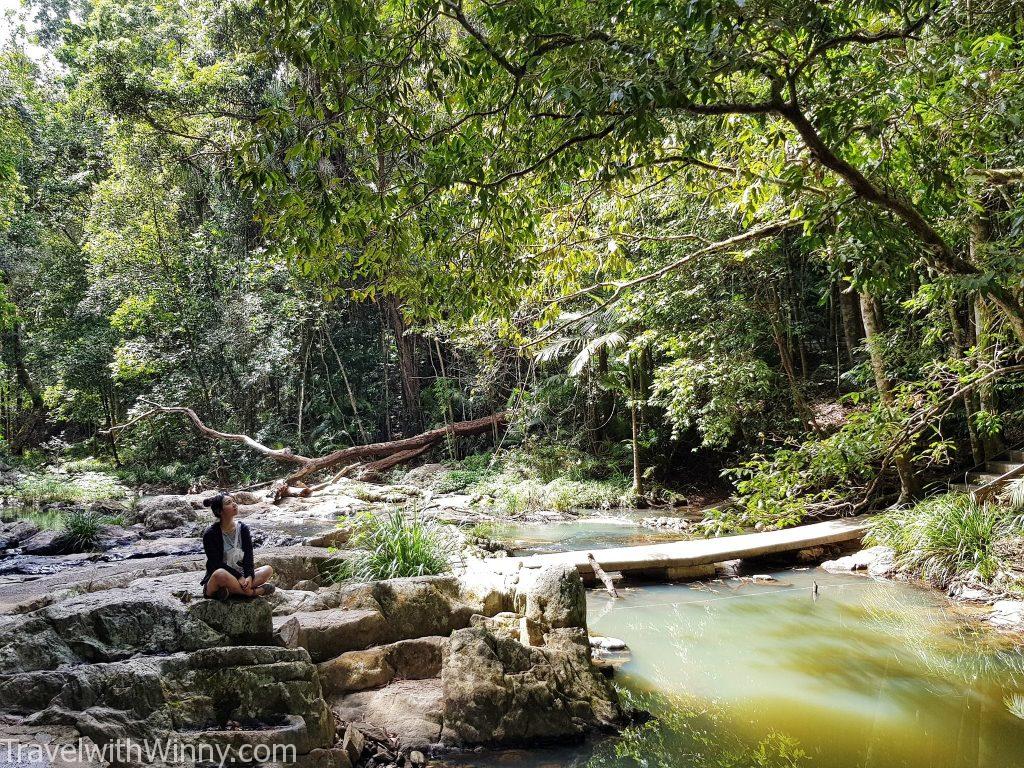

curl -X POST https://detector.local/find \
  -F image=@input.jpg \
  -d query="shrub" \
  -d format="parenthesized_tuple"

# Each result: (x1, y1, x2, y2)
(866, 493, 1024, 587)
(332, 509, 454, 582)
(60, 509, 106, 553)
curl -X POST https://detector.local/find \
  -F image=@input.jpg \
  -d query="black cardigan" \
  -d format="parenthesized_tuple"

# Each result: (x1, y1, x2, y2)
(201, 521, 255, 585)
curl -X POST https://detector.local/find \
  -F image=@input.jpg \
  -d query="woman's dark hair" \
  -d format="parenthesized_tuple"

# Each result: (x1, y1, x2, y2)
(202, 493, 228, 519)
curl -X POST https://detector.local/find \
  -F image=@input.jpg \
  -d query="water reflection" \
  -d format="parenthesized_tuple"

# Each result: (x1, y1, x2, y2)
(588, 571, 1024, 768)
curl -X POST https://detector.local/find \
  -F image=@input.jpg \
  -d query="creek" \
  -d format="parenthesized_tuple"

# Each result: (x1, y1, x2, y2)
(449, 520, 1024, 768)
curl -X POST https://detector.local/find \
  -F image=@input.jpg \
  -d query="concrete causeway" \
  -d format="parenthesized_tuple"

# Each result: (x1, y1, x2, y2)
(488, 515, 871, 581)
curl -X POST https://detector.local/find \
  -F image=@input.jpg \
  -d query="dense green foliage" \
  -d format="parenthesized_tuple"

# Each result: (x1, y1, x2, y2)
(332, 509, 454, 582)
(2, 0, 1024, 524)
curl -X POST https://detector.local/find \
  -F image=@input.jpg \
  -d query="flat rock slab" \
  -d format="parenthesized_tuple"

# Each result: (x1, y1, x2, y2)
(318, 636, 446, 695)
(330, 679, 444, 751)
(275, 609, 388, 662)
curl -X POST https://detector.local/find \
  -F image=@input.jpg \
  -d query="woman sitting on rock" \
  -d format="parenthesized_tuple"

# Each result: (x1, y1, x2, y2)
(200, 493, 276, 600)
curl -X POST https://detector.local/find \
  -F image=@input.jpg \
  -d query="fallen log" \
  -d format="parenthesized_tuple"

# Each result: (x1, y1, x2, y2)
(101, 399, 508, 492)
(587, 552, 619, 598)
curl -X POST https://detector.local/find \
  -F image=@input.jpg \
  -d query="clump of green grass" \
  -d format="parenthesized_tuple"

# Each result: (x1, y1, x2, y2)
(867, 493, 1024, 587)
(488, 477, 630, 514)
(60, 509, 106, 553)
(329, 509, 454, 583)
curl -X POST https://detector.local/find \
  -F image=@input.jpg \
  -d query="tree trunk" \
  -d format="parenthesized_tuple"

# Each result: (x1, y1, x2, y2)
(382, 298, 423, 434)
(973, 296, 1004, 459)
(3, 319, 47, 455)
(947, 302, 983, 466)
(630, 399, 643, 499)
(859, 292, 919, 503)
(838, 288, 863, 366)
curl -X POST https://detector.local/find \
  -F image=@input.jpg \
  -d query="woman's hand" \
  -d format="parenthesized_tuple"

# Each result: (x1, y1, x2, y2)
(239, 576, 251, 591)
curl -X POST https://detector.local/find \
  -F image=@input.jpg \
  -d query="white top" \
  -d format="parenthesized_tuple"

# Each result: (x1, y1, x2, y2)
(222, 525, 243, 572)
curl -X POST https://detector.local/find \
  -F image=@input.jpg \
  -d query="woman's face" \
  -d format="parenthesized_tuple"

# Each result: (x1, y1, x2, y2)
(221, 495, 238, 519)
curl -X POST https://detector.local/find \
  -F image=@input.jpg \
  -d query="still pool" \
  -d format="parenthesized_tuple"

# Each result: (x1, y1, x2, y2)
(447, 568, 1024, 768)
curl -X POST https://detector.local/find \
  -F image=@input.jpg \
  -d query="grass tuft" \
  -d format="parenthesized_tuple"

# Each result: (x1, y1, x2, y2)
(59, 508, 106, 553)
(330, 509, 454, 583)
(867, 493, 1024, 587)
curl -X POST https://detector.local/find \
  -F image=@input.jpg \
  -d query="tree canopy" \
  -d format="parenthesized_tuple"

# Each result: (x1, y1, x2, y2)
(1, 0, 1023, 522)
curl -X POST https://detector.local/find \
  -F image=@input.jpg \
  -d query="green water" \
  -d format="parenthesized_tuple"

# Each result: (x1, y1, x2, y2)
(447, 566, 1024, 768)
(585, 570, 1024, 768)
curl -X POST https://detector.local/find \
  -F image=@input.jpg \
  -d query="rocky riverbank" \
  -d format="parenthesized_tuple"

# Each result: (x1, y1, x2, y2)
(0, 542, 627, 767)
(0, 466, 640, 583)
(821, 545, 1024, 636)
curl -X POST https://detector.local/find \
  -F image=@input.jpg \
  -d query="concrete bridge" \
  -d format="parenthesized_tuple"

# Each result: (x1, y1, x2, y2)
(488, 515, 871, 582)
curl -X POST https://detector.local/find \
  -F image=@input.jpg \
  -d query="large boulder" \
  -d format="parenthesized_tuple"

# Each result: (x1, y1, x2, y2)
(3, 646, 334, 757)
(276, 609, 389, 663)
(820, 546, 896, 577)
(517, 564, 587, 631)
(0, 586, 272, 674)
(439, 626, 623, 746)
(274, 575, 494, 662)
(136, 495, 200, 530)
(330, 679, 445, 751)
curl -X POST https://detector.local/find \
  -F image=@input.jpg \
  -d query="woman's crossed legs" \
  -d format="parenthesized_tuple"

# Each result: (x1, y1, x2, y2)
(204, 564, 275, 599)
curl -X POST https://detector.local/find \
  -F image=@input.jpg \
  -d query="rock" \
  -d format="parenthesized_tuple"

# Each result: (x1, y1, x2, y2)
(304, 527, 352, 549)
(988, 600, 1024, 631)
(301, 528, 354, 552)
(103, 536, 201, 560)
(331, 679, 445, 751)
(518, 616, 544, 647)
(820, 546, 896, 577)
(231, 491, 263, 505)
(187, 597, 273, 645)
(518, 564, 586, 631)
(439, 627, 623, 746)
(401, 464, 449, 488)
(20, 530, 77, 556)
(469, 612, 520, 641)
(0, 586, 272, 674)
(2, 646, 334, 754)
(589, 636, 627, 652)
(0, 724, 110, 767)
(751, 574, 776, 583)
(267, 588, 335, 616)
(259, 547, 334, 588)
(795, 546, 827, 563)
(949, 582, 992, 602)
(342, 723, 365, 764)
(87, 499, 129, 517)
(588, 635, 631, 670)
(318, 637, 446, 695)
(93, 524, 140, 551)
(409, 749, 426, 767)
(0, 519, 41, 550)
(136, 495, 199, 530)
(0, 553, 98, 577)
(276, 609, 389, 662)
